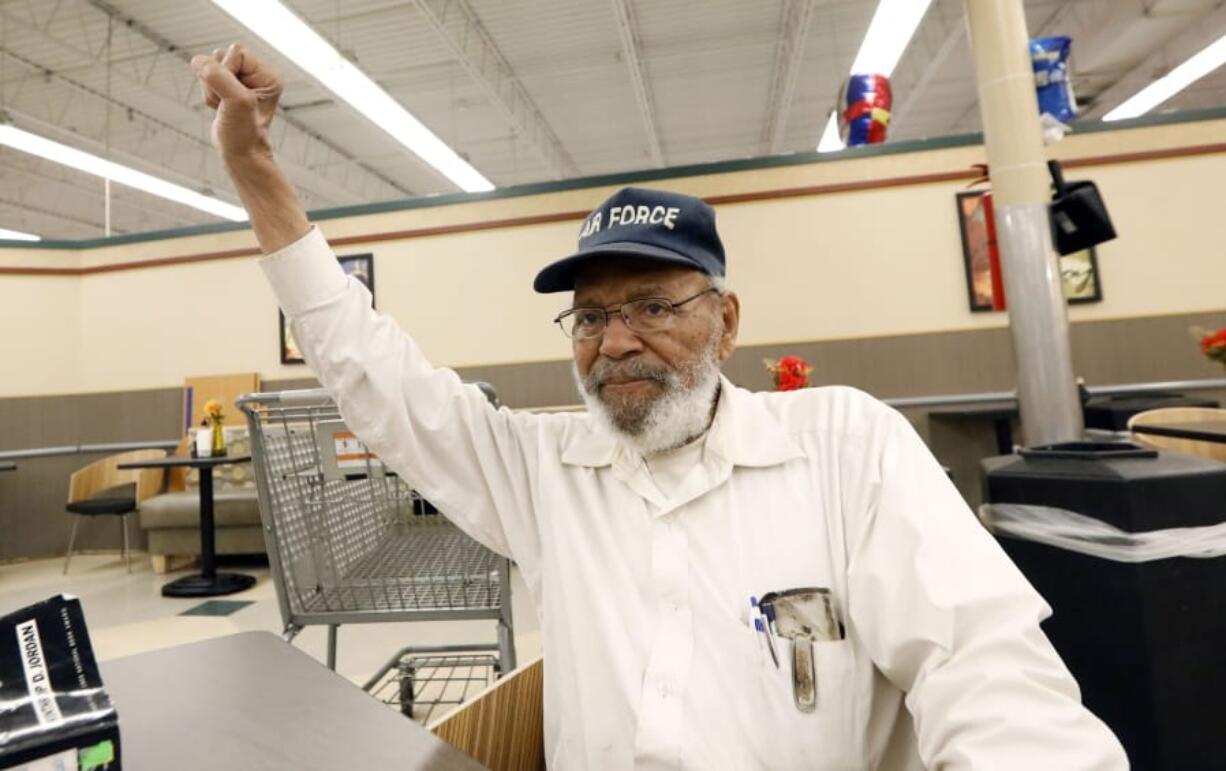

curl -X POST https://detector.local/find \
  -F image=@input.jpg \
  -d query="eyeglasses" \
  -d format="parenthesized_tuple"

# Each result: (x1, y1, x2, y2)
(554, 287, 719, 340)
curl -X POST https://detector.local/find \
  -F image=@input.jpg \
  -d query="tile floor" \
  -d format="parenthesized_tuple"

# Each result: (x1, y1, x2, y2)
(0, 552, 541, 714)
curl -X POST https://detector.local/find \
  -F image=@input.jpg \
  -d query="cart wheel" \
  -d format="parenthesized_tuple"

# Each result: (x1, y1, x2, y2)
(398, 667, 416, 718)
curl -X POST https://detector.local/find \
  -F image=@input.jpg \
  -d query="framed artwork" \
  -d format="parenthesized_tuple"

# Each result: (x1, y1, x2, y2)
(1058, 247, 1103, 304)
(956, 191, 997, 312)
(280, 253, 375, 364)
(956, 191, 1102, 313)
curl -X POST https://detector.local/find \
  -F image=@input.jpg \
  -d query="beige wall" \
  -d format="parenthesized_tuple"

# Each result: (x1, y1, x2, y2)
(2, 116, 1225, 398)
(0, 274, 81, 396)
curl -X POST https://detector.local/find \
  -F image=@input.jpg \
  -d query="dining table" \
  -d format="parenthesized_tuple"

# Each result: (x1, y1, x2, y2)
(118, 454, 255, 597)
(1131, 420, 1226, 445)
(101, 631, 484, 770)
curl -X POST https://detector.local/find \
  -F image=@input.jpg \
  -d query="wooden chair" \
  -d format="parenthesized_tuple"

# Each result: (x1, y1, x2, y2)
(430, 658, 545, 771)
(1128, 407, 1226, 463)
(64, 448, 167, 574)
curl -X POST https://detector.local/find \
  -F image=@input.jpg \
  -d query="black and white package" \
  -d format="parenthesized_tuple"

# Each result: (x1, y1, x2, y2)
(0, 595, 120, 770)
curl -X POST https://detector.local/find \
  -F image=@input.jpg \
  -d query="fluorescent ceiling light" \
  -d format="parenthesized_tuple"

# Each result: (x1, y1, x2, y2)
(0, 125, 247, 222)
(1103, 33, 1226, 121)
(210, 0, 494, 193)
(817, 0, 934, 152)
(850, 0, 936, 78)
(0, 226, 40, 241)
(817, 113, 844, 153)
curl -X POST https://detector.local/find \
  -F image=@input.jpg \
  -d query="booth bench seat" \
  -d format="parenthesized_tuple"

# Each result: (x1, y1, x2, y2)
(138, 489, 265, 573)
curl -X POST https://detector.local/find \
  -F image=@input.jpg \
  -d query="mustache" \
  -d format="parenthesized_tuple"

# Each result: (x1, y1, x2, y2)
(583, 357, 673, 392)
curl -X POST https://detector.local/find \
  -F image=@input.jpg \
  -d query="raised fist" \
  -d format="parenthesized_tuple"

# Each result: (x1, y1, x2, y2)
(190, 43, 282, 161)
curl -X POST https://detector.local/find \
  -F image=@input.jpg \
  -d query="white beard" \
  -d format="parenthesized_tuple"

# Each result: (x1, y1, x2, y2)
(572, 333, 723, 456)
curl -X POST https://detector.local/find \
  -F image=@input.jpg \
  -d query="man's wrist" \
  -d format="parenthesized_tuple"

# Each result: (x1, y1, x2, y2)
(220, 148, 310, 254)
(221, 147, 278, 182)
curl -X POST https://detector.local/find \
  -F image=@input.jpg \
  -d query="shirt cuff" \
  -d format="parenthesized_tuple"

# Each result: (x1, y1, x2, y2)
(259, 225, 348, 317)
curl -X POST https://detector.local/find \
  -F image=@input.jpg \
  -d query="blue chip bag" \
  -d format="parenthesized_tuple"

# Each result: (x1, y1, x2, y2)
(1030, 36, 1076, 125)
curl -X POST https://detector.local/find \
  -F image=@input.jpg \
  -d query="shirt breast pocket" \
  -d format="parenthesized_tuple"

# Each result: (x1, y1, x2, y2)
(742, 629, 866, 770)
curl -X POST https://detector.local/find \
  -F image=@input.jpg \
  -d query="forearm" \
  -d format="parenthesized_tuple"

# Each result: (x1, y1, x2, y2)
(224, 151, 310, 255)
(259, 229, 540, 563)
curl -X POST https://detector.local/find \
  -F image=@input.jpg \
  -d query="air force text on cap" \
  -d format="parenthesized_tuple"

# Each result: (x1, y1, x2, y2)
(578, 204, 682, 239)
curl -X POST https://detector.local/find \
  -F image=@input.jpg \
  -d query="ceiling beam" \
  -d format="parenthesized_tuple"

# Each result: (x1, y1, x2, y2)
(83, 0, 412, 199)
(0, 47, 371, 212)
(760, 0, 817, 155)
(891, 0, 1087, 140)
(1071, 0, 1217, 75)
(888, 17, 964, 136)
(610, 0, 664, 167)
(1080, 1, 1226, 120)
(0, 110, 214, 233)
(0, 154, 196, 233)
(409, 0, 579, 179)
(0, 196, 106, 236)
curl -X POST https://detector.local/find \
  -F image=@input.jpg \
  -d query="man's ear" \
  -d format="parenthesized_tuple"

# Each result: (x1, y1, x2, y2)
(717, 291, 740, 362)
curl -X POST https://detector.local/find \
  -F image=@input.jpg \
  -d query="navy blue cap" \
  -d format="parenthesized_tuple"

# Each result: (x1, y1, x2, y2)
(533, 187, 725, 293)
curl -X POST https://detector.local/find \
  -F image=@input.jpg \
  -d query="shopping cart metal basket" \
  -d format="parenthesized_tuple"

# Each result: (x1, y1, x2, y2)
(238, 389, 516, 712)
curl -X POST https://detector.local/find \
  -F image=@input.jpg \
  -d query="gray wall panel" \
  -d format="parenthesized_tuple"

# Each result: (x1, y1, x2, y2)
(3, 309, 1224, 562)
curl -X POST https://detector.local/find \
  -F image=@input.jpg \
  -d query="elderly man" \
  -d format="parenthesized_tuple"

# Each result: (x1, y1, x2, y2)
(193, 45, 1127, 770)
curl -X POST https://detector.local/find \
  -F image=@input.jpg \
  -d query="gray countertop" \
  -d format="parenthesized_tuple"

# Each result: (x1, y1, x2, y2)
(100, 631, 485, 771)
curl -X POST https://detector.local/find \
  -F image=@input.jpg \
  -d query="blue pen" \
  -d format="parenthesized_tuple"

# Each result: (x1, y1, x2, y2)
(753, 617, 769, 654)
(760, 598, 779, 666)
(762, 601, 778, 635)
(750, 597, 780, 669)
(749, 597, 767, 658)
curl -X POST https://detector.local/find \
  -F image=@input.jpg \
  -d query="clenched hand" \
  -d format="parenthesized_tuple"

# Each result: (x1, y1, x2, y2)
(191, 43, 282, 161)
(188, 43, 308, 253)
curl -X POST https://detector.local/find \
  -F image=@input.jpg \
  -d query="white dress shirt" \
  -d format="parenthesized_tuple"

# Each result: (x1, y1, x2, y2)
(261, 226, 1128, 771)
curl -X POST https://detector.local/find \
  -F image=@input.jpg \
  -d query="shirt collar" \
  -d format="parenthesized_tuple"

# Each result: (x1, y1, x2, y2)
(561, 375, 804, 469)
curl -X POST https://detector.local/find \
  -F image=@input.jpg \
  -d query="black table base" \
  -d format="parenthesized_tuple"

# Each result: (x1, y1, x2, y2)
(117, 453, 257, 599)
(162, 571, 257, 598)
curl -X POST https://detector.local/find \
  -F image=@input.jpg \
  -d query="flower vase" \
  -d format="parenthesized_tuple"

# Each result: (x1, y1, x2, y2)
(210, 419, 227, 457)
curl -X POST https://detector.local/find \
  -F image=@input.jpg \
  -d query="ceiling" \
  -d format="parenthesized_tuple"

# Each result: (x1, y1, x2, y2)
(0, 0, 1224, 240)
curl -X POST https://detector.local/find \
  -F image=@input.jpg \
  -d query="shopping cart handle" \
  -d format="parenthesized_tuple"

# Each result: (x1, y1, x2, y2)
(237, 389, 333, 408)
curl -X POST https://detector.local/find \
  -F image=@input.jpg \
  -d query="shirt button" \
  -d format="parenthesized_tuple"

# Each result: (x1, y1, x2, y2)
(659, 682, 671, 698)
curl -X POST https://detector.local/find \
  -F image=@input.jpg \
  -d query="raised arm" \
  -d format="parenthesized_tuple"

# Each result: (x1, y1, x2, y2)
(191, 44, 308, 254)
(189, 45, 543, 568)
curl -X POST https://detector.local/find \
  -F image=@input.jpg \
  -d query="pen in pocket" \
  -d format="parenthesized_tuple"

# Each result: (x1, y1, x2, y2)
(750, 596, 780, 669)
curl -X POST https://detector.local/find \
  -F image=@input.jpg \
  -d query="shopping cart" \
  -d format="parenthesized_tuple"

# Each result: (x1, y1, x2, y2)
(238, 389, 515, 717)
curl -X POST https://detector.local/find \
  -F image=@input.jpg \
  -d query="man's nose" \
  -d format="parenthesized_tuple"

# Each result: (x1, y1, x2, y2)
(598, 313, 644, 359)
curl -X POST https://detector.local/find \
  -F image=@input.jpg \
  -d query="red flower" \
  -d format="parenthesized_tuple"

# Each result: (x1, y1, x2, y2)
(1203, 328, 1226, 362)
(765, 355, 813, 391)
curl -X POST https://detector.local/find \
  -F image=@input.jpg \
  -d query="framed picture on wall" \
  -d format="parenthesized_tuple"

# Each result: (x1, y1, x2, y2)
(956, 191, 997, 312)
(1058, 247, 1104, 304)
(956, 191, 1102, 312)
(280, 253, 375, 364)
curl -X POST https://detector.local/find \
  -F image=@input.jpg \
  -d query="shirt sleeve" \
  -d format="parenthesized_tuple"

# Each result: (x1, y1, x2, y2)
(259, 226, 542, 565)
(843, 405, 1128, 770)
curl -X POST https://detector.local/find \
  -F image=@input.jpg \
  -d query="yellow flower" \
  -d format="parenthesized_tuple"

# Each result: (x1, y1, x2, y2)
(204, 399, 225, 422)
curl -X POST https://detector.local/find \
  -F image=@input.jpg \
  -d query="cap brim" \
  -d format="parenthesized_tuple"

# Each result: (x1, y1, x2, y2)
(533, 242, 704, 293)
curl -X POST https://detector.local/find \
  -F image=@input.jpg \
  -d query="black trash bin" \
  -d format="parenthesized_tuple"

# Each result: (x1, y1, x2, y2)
(1083, 392, 1219, 431)
(982, 442, 1226, 771)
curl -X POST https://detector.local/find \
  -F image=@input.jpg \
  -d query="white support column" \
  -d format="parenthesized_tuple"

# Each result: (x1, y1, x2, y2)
(964, 0, 1081, 446)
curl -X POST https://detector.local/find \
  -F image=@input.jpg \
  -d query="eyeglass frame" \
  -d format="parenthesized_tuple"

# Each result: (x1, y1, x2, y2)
(553, 287, 721, 340)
